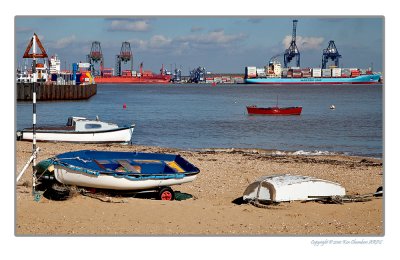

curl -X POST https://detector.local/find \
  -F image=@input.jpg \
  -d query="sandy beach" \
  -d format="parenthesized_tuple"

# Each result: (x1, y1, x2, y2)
(15, 141, 383, 236)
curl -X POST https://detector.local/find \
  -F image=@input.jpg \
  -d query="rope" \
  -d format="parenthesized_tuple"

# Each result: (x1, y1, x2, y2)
(249, 199, 282, 209)
(52, 157, 92, 163)
(248, 192, 383, 208)
(80, 191, 127, 203)
(309, 193, 382, 204)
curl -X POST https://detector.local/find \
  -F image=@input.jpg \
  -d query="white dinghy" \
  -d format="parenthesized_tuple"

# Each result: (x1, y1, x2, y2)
(243, 174, 346, 204)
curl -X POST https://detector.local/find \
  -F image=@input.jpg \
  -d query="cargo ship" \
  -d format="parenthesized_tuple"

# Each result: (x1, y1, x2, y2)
(94, 63, 171, 84)
(244, 61, 381, 85)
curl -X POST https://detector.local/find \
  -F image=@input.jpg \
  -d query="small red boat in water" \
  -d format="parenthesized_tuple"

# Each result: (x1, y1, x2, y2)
(246, 105, 302, 115)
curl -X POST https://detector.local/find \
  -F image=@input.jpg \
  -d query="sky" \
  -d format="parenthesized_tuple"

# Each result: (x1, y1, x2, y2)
(15, 16, 383, 74)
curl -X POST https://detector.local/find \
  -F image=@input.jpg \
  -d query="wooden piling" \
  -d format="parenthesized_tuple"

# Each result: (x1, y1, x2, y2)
(16, 83, 97, 101)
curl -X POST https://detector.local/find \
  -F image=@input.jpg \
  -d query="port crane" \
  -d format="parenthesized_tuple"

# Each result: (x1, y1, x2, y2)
(115, 42, 133, 76)
(283, 19, 300, 68)
(322, 40, 341, 69)
(269, 52, 284, 63)
(86, 41, 104, 76)
(189, 67, 206, 83)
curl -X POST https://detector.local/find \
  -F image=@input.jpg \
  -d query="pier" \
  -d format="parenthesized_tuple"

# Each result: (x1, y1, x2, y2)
(17, 83, 97, 101)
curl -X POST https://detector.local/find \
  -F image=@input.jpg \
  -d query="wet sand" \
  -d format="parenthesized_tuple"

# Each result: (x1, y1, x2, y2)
(15, 141, 383, 236)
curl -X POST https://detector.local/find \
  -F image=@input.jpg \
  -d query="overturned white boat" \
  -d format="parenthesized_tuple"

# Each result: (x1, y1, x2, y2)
(243, 174, 346, 204)
(17, 116, 135, 144)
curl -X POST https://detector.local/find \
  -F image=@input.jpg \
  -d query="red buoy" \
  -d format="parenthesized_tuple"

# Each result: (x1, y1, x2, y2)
(123, 103, 127, 109)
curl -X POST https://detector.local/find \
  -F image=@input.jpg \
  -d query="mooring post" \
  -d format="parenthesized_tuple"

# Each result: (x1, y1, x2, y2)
(31, 35, 37, 195)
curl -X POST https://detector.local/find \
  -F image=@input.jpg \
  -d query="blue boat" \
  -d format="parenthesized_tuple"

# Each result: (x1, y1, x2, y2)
(245, 74, 381, 84)
(37, 150, 200, 200)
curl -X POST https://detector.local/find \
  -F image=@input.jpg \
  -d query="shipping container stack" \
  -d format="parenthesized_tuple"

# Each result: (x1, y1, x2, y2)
(292, 69, 302, 78)
(331, 68, 341, 77)
(301, 68, 311, 78)
(122, 70, 132, 77)
(256, 68, 266, 78)
(142, 70, 153, 77)
(350, 69, 360, 78)
(341, 68, 351, 78)
(312, 68, 322, 78)
(102, 68, 114, 78)
(205, 77, 214, 84)
(359, 69, 367, 75)
(322, 68, 332, 78)
(245, 67, 257, 78)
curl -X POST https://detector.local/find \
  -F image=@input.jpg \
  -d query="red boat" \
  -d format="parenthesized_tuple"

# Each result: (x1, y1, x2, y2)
(246, 105, 302, 115)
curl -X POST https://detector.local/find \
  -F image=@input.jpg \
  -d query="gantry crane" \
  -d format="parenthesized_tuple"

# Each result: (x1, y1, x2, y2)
(115, 42, 133, 76)
(283, 19, 300, 68)
(322, 40, 341, 69)
(86, 41, 103, 76)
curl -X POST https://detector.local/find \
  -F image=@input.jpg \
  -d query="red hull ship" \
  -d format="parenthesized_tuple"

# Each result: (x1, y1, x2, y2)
(246, 105, 302, 115)
(95, 75, 171, 84)
(95, 63, 171, 84)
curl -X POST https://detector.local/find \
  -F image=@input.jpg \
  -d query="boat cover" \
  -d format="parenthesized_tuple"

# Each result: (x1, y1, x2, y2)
(50, 150, 199, 180)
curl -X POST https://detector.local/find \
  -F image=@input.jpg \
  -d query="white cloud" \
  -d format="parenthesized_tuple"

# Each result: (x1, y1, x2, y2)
(109, 20, 150, 32)
(282, 35, 325, 51)
(130, 39, 147, 50)
(49, 35, 76, 49)
(178, 30, 246, 46)
(149, 35, 172, 48)
(127, 30, 247, 56)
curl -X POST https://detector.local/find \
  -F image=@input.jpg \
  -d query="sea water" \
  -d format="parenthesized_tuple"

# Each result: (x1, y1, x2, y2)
(16, 84, 383, 158)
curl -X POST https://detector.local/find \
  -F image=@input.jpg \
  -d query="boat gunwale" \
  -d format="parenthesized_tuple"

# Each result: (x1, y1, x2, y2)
(246, 106, 302, 110)
(20, 125, 135, 135)
(52, 150, 200, 178)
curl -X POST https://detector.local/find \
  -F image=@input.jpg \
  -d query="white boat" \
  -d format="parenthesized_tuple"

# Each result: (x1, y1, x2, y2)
(17, 116, 135, 144)
(54, 165, 197, 191)
(243, 174, 346, 203)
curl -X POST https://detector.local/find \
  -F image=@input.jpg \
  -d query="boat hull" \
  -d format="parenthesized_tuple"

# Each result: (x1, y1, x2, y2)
(244, 74, 381, 84)
(243, 174, 345, 203)
(95, 76, 171, 84)
(247, 106, 302, 115)
(20, 126, 134, 143)
(54, 165, 197, 190)
(45, 150, 200, 191)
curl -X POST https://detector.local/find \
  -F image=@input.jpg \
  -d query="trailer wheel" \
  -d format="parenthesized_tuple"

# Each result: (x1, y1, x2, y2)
(158, 187, 175, 201)
(43, 182, 71, 201)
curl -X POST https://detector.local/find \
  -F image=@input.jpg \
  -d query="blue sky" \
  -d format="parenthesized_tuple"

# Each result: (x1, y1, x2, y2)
(15, 16, 383, 74)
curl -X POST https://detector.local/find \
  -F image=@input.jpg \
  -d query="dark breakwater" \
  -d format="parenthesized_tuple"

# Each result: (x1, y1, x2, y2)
(16, 83, 97, 101)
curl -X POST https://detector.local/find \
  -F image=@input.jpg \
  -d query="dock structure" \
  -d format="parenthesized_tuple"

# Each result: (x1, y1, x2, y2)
(17, 82, 97, 101)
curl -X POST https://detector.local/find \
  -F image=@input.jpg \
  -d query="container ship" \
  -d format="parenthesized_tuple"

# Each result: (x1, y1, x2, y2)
(244, 20, 382, 85)
(244, 61, 381, 85)
(94, 64, 171, 84)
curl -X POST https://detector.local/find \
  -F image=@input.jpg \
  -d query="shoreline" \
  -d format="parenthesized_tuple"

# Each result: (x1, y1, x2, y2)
(187, 147, 383, 160)
(16, 141, 383, 235)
